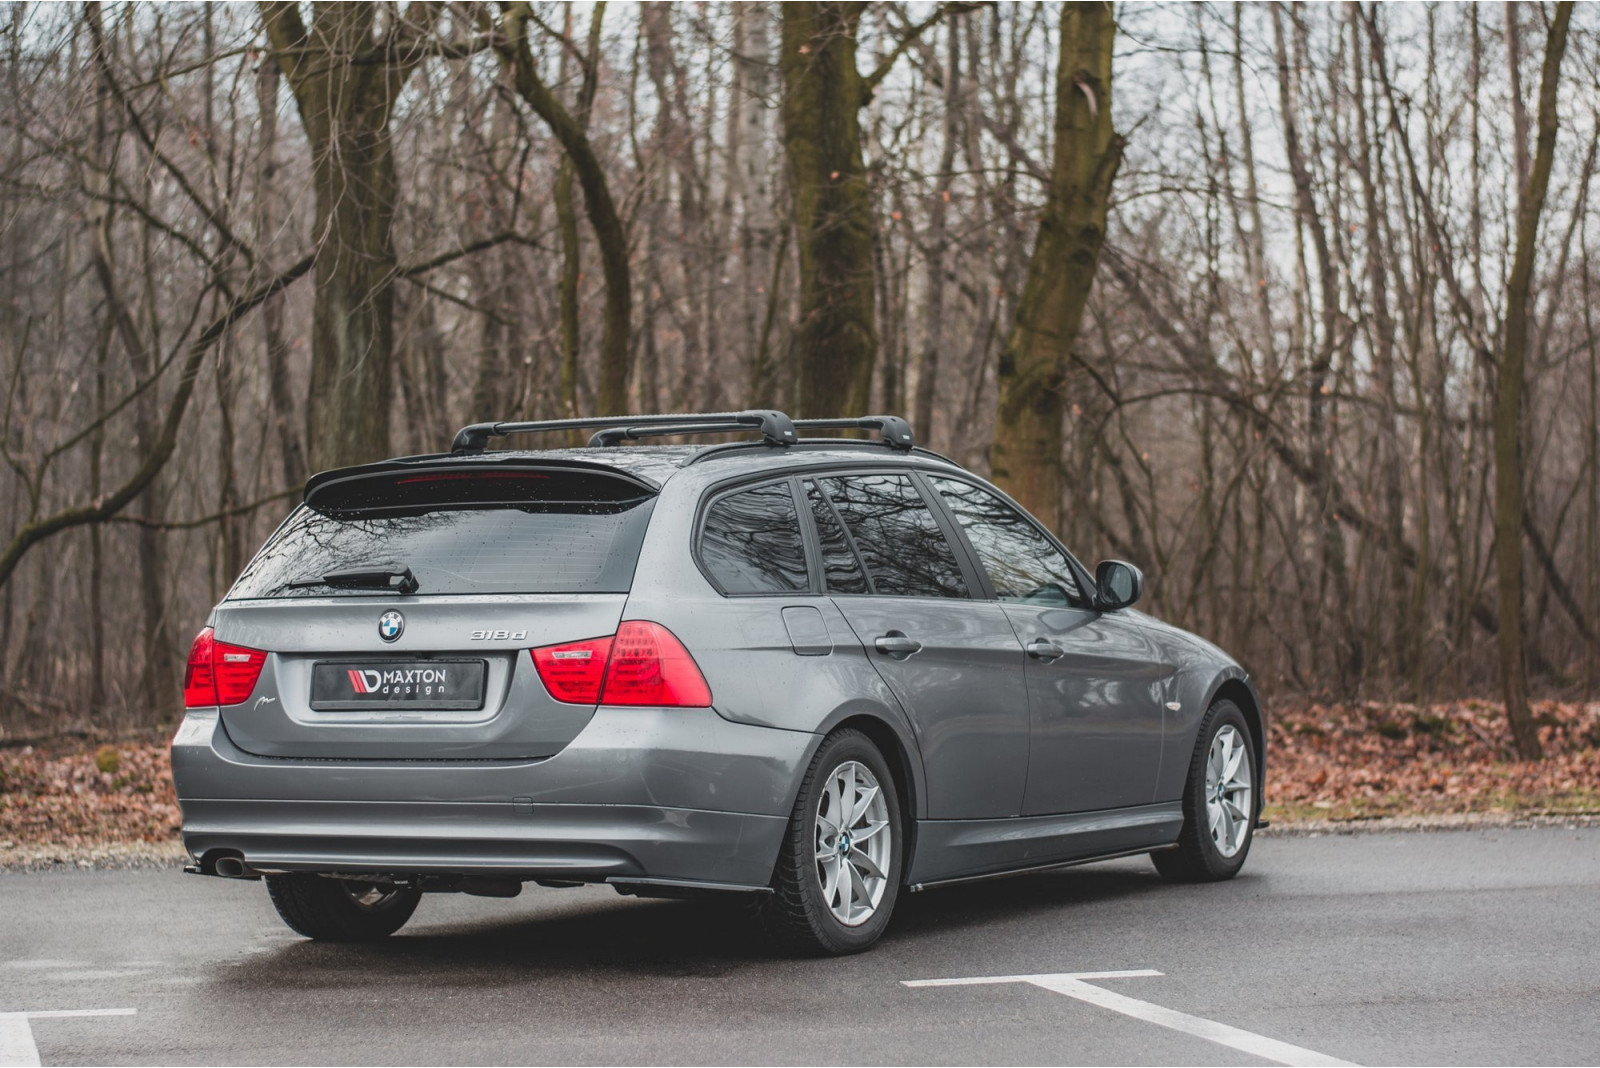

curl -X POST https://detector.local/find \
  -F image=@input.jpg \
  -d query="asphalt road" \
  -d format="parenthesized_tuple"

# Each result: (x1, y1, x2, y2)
(2, 827, 1598, 1066)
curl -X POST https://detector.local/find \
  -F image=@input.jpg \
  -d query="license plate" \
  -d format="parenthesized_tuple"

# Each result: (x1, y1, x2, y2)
(310, 659, 487, 711)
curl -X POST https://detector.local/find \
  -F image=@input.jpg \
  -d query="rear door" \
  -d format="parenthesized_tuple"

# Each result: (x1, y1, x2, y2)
(213, 464, 657, 760)
(925, 475, 1167, 814)
(806, 472, 1030, 819)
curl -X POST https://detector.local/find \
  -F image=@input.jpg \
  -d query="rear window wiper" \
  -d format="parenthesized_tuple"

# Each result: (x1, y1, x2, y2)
(286, 565, 420, 595)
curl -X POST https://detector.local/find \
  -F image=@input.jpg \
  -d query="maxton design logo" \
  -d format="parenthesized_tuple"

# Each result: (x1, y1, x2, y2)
(346, 666, 451, 696)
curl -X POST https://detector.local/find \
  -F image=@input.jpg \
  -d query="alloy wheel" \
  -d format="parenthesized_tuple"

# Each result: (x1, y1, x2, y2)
(1205, 724, 1253, 857)
(813, 760, 892, 926)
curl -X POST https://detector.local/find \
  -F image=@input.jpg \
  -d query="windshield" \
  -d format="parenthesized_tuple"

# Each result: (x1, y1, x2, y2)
(228, 469, 657, 599)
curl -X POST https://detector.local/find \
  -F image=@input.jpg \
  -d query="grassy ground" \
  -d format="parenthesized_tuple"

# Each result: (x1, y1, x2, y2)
(2, 700, 1598, 861)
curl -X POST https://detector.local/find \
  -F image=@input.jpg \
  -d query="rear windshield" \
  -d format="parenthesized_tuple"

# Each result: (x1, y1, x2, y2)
(228, 468, 656, 599)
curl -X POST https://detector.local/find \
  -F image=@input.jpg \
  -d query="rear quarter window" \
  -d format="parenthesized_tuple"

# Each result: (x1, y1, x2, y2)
(697, 480, 809, 594)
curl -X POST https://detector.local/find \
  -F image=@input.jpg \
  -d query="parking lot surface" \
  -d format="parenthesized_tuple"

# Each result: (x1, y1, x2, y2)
(2, 827, 1598, 1065)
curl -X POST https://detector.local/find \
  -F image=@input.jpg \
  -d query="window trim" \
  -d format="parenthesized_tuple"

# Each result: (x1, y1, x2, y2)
(917, 471, 1098, 610)
(692, 475, 816, 598)
(798, 477, 876, 596)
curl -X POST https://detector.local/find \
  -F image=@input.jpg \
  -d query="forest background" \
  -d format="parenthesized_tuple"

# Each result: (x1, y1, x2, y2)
(1, 0, 1598, 804)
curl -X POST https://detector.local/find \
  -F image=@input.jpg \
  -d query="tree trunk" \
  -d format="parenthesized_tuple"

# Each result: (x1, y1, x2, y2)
(254, 54, 307, 488)
(915, 16, 961, 444)
(501, 2, 632, 414)
(991, 2, 1123, 531)
(780, 1, 877, 417)
(737, 3, 779, 408)
(1495, 0, 1573, 760)
(261, 3, 419, 471)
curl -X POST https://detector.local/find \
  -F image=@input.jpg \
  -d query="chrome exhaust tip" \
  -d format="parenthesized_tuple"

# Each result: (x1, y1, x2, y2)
(211, 854, 257, 879)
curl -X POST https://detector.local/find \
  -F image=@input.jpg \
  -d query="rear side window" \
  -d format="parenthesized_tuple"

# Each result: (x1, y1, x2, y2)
(804, 481, 869, 594)
(699, 481, 809, 594)
(229, 467, 656, 599)
(819, 474, 968, 599)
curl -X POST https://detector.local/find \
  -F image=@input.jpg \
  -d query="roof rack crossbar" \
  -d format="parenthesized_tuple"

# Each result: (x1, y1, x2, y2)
(587, 421, 779, 447)
(451, 410, 798, 453)
(792, 415, 915, 451)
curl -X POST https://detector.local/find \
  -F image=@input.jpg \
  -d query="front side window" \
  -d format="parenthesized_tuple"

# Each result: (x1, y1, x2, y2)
(928, 476, 1083, 606)
(819, 474, 968, 599)
(699, 480, 809, 594)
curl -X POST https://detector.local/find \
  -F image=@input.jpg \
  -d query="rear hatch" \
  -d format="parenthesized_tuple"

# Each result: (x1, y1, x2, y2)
(213, 462, 658, 760)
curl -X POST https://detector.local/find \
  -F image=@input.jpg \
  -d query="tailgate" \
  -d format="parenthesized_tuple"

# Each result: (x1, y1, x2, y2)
(214, 595, 627, 760)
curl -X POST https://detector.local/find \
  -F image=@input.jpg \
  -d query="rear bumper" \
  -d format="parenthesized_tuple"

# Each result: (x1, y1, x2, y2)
(172, 707, 816, 889)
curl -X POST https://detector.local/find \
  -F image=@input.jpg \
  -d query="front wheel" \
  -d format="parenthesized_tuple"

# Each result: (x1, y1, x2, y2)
(266, 873, 421, 941)
(759, 728, 904, 956)
(1152, 699, 1258, 883)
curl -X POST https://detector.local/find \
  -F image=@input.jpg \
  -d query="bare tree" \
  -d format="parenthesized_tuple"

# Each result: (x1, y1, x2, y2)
(991, 1, 1122, 531)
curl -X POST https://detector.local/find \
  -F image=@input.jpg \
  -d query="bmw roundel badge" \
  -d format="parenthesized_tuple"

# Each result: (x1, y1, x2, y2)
(378, 610, 405, 643)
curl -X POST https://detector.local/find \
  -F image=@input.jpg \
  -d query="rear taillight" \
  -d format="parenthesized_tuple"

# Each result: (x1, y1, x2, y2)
(183, 627, 268, 707)
(183, 628, 216, 707)
(530, 621, 712, 708)
(602, 621, 713, 707)
(530, 635, 614, 704)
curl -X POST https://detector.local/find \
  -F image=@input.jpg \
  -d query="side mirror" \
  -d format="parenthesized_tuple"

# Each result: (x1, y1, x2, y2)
(1095, 560, 1144, 610)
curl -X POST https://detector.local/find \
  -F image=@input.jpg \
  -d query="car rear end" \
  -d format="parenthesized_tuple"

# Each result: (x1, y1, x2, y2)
(171, 456, 815, 893)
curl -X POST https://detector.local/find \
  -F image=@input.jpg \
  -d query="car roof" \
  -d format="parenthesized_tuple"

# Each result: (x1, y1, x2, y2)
(311, 442, 965, 497)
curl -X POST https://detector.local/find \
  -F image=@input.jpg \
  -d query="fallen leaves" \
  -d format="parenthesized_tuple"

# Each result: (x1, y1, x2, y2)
(1266, 699, 1600, 822)
(0, 741, 179, 851)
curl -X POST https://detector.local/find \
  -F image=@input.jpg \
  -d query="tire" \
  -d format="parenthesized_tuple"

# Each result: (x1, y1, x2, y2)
(759, 728, 905, 956)
(265, 874, 422, 942)
(1152, 699, 1258, 883)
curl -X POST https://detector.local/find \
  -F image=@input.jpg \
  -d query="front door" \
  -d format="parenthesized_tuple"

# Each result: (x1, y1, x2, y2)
(802, 473, 1030, 820)
(924, 475, 1167, 815)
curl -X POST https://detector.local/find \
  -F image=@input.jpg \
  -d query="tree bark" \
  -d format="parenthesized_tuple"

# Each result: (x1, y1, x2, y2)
(736, 3, 779, 408)
(501, 2, 632, 414)
(915, 16, 961, 444)
(253, 54, 307, 487)
(990, 2, 1123, 532)
(1495, 0, 1573, 760)
(780, 1, 877, 417)
(261, 2, 430, 471)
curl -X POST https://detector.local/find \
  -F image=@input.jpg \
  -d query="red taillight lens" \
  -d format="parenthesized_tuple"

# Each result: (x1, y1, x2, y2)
(531, 635, 614, 704)
(600, 621, 712, 707)
(183, 628, 217, 707)
(183, 627, 267, 707)
(530, 622, 712, 708)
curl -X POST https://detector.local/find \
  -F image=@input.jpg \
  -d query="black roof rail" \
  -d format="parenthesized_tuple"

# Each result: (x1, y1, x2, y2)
(450, 410, 799, 453)
(684, 438, 962, 468)
(792, 415, 915, 451)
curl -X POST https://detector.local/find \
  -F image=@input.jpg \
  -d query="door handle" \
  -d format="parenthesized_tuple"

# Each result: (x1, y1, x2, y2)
(1027, 638, 1065, 661)
(874, 631, 922, 659)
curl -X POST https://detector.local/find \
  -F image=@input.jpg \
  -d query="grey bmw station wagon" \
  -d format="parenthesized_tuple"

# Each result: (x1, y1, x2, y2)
(173, 410, 1264, 955)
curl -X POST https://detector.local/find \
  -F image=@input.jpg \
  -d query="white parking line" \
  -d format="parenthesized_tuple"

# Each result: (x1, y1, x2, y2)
(904, 971, 1357, 1068)
(0, 1009, 136, 1068)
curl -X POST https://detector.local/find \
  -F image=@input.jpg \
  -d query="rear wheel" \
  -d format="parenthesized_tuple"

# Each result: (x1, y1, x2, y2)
(266, 874, 421, 941)
(1152, 699, 1257, 883)
(760, 728, 904, 956)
